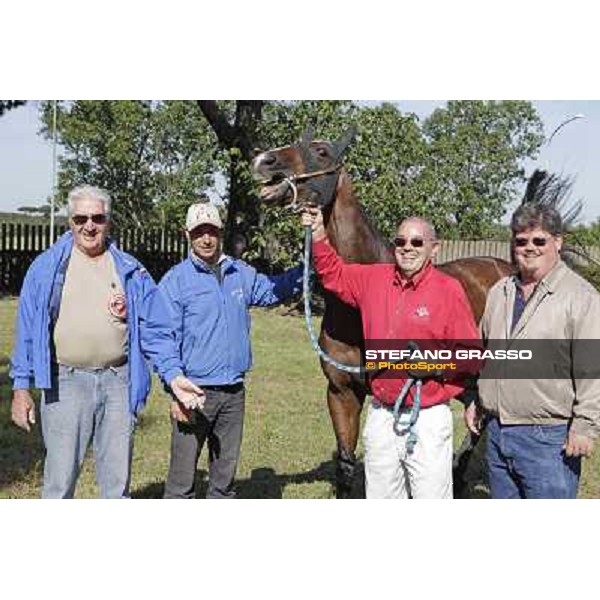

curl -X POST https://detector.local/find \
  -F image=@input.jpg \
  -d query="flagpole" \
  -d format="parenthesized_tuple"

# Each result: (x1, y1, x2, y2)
(50, 100, 58, 243)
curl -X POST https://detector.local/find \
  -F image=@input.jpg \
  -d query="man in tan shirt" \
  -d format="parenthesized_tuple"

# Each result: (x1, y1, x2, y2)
(10, 184, 203, 498)
(466, 202, 600, 498)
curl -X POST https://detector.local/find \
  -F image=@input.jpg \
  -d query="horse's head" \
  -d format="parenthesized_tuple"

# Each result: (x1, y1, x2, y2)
(252, 128, 356, 209)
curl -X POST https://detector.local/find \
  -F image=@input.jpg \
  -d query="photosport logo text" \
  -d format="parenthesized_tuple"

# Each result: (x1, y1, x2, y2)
(364, 347, 533, 374)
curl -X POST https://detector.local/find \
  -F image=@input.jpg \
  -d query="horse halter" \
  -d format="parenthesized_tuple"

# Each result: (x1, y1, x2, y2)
(281, 164, 343, 212)
(284, 127, 356, 211)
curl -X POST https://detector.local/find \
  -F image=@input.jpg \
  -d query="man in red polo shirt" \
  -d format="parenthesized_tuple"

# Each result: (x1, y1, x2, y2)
(302, 207, 480, 498)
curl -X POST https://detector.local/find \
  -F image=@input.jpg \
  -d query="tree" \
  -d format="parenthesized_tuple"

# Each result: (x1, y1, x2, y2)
(40, 101, 218, 230)
(150, 101, 221, 224)
(421, 101, 544, 238)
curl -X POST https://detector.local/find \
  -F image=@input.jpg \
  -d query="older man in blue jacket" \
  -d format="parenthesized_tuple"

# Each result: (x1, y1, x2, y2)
(160, 202, 302, 499)
(10, 185, 203, 499)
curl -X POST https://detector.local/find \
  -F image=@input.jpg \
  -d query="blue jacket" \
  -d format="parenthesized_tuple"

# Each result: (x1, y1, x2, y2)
(10, 232, 183, 415)
(158, 254, 302, 386)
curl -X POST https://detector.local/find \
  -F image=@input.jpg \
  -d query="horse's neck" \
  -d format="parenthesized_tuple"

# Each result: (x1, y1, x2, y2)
(325, 172, 392, 264)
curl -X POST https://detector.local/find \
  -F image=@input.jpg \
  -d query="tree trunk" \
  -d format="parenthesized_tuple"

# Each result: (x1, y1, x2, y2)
(197, 100, 265, 254)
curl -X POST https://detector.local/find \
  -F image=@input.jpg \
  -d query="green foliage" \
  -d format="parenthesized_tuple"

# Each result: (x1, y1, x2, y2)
(569, 221, 600, 247)
(346, 102, 427, 240)
(39, 101, 219, 230)
(422, 101, 544, 238)
(483, 222, 512, 241)
(564, 223, 600, 290)
(150, 101, 221, 224)
(577, 264, 600, 292)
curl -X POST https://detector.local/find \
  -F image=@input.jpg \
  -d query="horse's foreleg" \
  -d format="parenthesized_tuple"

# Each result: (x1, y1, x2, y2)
(327, 382, 365, 498)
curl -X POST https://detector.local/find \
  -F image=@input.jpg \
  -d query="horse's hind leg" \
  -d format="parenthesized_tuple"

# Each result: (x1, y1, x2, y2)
(327, 381, 366, 498)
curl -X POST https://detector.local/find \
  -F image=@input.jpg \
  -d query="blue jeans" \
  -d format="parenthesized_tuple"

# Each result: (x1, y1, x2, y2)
(486, 417, 580, 499)
(40, 364, 134, 499)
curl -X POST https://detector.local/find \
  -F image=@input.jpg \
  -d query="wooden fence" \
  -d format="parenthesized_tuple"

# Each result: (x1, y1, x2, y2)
(2, 223, 600, 295)
(433, 240, 511, 264)
(433, 239, 600, 265)
(0, 223, 189, 295)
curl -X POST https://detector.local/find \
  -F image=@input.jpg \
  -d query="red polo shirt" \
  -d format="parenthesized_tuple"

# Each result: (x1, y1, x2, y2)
(312, 238, 481, 407)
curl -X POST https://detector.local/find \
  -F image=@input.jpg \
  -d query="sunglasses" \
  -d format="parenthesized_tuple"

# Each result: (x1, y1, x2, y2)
(513, 236, 550, 248)
(394, 237, 428, 248)
(71, 213, 108, 226)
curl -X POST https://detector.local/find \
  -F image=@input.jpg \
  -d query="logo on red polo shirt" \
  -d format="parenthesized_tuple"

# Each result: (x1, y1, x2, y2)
(415, 305, 430, 318)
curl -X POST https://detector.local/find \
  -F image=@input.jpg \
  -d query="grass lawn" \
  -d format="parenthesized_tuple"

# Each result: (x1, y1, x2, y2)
(1, 296, 600, 499)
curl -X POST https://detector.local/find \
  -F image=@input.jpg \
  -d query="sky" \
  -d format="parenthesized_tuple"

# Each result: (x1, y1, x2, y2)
(1, 100, 598, 223)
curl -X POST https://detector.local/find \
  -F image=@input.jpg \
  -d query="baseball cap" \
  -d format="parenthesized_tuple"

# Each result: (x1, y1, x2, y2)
(185, 202, 223, 232)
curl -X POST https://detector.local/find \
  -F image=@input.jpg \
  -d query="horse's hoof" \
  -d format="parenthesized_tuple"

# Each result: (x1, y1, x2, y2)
(335, 485, 353, 499)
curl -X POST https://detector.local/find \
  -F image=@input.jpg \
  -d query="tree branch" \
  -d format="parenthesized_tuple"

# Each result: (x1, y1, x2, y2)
(234, 100, 265, 159)
(197, 101, 236, 148)
(197, 100, 265, 160)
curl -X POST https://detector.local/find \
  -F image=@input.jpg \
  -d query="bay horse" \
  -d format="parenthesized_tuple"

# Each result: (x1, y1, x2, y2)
(251, 131, 513, 498)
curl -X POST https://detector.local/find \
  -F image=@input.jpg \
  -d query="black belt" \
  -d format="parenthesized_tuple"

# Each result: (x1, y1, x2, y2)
(201, 382, 244, 393)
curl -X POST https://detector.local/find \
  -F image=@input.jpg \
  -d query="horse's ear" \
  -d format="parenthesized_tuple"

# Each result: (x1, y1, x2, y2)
(300, 127, 314, 148)
(333, 126, 357, 160)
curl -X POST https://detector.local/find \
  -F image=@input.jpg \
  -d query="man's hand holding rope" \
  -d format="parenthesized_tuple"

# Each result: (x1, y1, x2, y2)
(301, 206, 326, 242)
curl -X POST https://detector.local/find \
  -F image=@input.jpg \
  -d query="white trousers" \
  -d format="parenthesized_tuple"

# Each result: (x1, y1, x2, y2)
(363, 401, 453, 499)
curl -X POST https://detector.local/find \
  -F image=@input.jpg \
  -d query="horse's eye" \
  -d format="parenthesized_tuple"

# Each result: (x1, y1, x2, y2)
(316, 147, 329, 158)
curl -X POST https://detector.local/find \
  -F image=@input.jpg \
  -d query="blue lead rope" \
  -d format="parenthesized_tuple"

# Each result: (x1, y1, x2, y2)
(303, 224, 422, 451)
(392, 378, 423, 454)
(303, 226, 365, 374)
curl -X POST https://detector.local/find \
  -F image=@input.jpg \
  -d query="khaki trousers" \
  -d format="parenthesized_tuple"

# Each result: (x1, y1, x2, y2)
(363, 400, 453, 499)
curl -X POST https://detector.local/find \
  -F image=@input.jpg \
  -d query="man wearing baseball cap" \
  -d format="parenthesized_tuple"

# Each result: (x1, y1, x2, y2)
(159, 200, 303, 498)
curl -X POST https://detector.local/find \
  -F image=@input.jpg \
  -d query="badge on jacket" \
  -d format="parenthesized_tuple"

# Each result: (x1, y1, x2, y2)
(109, 292, 127, 320)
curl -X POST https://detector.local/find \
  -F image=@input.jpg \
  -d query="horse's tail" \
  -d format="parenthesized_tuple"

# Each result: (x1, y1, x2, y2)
(521, 168, 582, 229)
